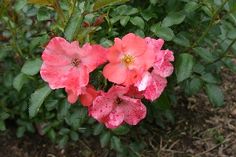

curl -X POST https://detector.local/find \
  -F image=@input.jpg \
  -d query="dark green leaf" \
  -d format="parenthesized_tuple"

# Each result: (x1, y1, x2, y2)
(187, 77, 203, 95)
(14, 0, 27, 12)
(184, 2, 199, 13)
(151, 25, 175, 41)
(201, 73, 220, 84)
(64, 10, 83, 41)
(29, 85, 51, 118)
(0, 120, 6, 131)
(193, 47, 216, 63)
(120, 16, 130, 26)
(94, 0, 129, 11)
(100, 131, 111, 148)
(21, 58, 42, 76)
(175, 53, 194, 82)
(162, 12, 186, 27)
(112, 125, 130, 135)
(37, 7, 51, 21)
(16, 126, 26, 138)
(130, 16, 145, 29)
(13, 73, 28, 92)
(111, 136, 123, 152)
(205, 84, 224, 107)
(93, 124, 104, 135)
(70, 131, 79, 141)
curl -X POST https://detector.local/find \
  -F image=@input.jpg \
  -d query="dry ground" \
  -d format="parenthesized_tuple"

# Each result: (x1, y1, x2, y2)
(0, 69, 235, 157)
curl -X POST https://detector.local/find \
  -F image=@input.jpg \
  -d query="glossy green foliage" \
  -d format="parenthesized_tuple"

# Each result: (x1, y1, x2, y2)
(0, 0, 236, 156)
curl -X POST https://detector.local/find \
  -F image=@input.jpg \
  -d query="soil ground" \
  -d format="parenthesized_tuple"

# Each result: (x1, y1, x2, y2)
(0, 69, 236, 157)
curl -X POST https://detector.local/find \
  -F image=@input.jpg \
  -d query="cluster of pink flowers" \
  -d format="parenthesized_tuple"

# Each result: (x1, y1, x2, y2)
(40, 33, 174, 129)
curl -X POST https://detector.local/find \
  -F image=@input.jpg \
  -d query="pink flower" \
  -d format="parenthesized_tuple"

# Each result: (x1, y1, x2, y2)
(89, 85, 146, 129)
(103, 33, 156, 86)
(145, 37, 174, 77)
(40, 37, 107, 104)
(133, 37, 174, 101)
(79, 85, 100, 107)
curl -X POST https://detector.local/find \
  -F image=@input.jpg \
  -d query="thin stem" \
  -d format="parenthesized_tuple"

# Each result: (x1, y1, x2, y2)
(207, 37, 236, 65)
(189, 0, 229, 49)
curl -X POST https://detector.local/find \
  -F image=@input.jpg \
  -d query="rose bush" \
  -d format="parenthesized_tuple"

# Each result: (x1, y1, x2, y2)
(0, 0, 236, 156)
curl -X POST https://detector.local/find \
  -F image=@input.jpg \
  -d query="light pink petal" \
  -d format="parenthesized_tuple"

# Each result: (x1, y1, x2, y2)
(79, 85, 100, 107)
(89, 95, 114, 121)
(107, 85, 129, 98)
(64, 66, 89, 103)
(122, 33, 147, 57)
(153, 50, 174, 77)
(145, 37, 164, 52)
(105, 106, 125, 129)
(119, 96, 147, 125)
(44, 37, 79, 58)
(41, 52, 71, 66)
(135, 72, 152, 91)
(122, 70, 141, 86)
(66, 88, 79, 104)
(144, 73, 167, 101)
(80, 44, 107, 72)
(103, 63, 127, 84)
(40, 63, 71, 89)
(107, 38, 123, 63)
(153, 62, 174, 78)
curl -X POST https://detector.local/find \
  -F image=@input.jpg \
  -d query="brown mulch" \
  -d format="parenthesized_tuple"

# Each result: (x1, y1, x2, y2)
(0, 69, 236, 157)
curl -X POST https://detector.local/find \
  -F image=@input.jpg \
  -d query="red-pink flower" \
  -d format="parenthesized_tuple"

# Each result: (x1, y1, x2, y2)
(135, 72, 167, 101)
(145, 37, 174, 77)
(79, 85, 100, 107)
(103, 33, 156, 86)
(89, 85, 146, 129)
(40, 37, 107, 104)
(134, 38, 174, 101)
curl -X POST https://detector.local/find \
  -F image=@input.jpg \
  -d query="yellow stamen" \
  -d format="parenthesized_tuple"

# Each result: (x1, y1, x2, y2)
(122, 54, 134, 66)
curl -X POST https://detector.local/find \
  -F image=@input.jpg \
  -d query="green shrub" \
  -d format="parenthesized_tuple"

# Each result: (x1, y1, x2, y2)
(0, 0, 236, 156)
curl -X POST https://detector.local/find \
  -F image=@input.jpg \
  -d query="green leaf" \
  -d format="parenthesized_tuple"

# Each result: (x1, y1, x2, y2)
(223, 57, 236, 73)
(201, 73, 220, 84)
(64, 10, 83, 41)
(111, 136, 123, 152)
(70, 131, 79, 141)
(14, 0, 27, 12)
(205, 84, 224, 107)
(120, 16, 130, 27)
(100, 131, 111, 148)
(130, 16, 145, 29)
(175, 53, 194, 82)
(48, 129, 56, 143)
(0, 120, 6, 131)
(58, 135, 69, 148)
(27, 0, 54, 6)
(13, 73, 28, 92)
(29, 85, 51, 118)
(21, 58, 42, 76)
(188, 77, 203, 95)
(16, 126, 26, 138)
(162, 12, 186, 27)
(193, 47, 216, 63)
(37, 7, 51, 21)
(93, 0, 129, 11)
(184, 2, 199, 13)
(173, 33, 190, 47)
(93, 124, 104, 135)
(151, 25, 175, 41)
(112, 125, 130, 135)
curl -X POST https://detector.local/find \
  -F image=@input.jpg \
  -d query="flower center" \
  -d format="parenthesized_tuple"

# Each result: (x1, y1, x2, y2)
(114, 97, 122, 105)
(122, 54, 134, 66)
(71, 58, 80, 67)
